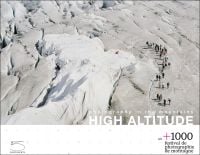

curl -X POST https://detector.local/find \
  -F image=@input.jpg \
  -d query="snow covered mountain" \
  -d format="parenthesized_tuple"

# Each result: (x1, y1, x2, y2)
(1, 1, 199, 124)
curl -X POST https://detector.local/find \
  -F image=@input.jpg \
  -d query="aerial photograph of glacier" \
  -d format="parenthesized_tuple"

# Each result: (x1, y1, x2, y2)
(1, 0, 199, 125)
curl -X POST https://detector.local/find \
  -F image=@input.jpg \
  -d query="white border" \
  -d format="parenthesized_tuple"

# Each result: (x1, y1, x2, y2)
(1, 125, 199, 154)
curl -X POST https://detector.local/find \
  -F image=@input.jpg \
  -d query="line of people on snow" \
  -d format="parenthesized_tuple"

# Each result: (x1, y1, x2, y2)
(146, 41, 172, 107)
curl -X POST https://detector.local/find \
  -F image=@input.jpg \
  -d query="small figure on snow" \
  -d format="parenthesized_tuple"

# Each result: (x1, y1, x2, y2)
(167, 82, 170, 89)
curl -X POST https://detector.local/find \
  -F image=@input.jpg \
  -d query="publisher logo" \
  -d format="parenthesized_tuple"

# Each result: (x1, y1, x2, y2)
(10, 141, 25, 154)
